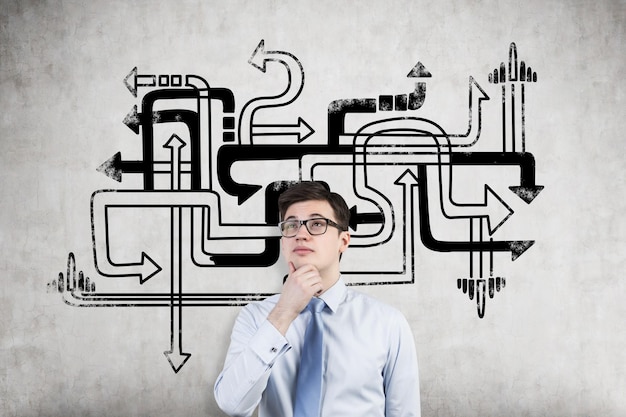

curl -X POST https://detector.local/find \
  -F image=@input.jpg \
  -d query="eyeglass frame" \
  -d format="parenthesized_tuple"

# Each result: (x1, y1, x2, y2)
(277, 217, 348, 237)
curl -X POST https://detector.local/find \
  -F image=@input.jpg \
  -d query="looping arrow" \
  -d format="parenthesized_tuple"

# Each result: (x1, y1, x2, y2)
(416, 164, 534, 261)
(239, 39, 308, 145)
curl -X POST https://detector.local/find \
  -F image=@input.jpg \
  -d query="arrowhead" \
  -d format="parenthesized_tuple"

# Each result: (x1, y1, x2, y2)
(124, 67, 137, 97)
(248, 39, 267, 72)
(123, 105, 140, 134)
(139, 252, 162, 284)
(509, 185, 544, 204)
(297, 117, 315, 142)
(508, 240, 535, 261)
(163, 133, 187, 149)
(485, 186, 514, 235)
(164, 350, 192, 373)
(469, 76, 490, 100)
(349, 205, 359, 231)
(394, 169, 419, 186)
(96, 152, 123, 182)
(407, 61, 432, 78)
(236, 184, 263, 205)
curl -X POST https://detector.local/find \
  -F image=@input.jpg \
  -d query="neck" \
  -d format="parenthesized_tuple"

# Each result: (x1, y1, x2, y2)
(319, 269, 341, 294)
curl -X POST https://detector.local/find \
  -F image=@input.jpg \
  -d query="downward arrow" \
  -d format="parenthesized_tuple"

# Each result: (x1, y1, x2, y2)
(164, 133, 191, 373)
(508, 185, 544, 204)
(164, 220, 190, 373)
(163, 291, 191, 373)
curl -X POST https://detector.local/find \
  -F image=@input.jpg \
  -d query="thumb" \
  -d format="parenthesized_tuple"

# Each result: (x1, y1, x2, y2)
(288, 262, 296, 274)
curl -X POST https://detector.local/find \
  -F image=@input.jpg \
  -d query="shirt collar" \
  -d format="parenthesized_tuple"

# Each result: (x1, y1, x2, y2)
(318, 276, 346, 313)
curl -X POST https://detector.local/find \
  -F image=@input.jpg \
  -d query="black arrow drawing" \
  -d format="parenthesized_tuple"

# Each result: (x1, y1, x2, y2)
(416, 164, 534, 260)
(239, 40, 307, 145)
(163, 135, 191, 372)
(348, 205, 384, 232)
(251, 117, 315, 143)
(123, 66, 157, 97)
(406, 61, 431, 110)
(449, 151, 544, 203)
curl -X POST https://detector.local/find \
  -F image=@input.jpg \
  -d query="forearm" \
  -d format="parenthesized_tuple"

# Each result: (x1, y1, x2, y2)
(214, 354, 271, 417)
(214, 319, 290, 416)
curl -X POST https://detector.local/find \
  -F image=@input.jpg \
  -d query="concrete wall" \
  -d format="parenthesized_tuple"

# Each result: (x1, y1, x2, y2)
(1, 0, 624, 416)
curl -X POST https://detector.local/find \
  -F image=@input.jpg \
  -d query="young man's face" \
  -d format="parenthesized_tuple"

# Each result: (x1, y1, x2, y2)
(280, 199, 350, 283)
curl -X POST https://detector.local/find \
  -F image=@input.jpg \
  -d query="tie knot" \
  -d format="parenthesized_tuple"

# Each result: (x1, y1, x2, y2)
(308, 297, 326, 313)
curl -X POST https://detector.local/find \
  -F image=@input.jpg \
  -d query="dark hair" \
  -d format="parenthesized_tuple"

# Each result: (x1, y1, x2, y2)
(278, 181, 350, 231)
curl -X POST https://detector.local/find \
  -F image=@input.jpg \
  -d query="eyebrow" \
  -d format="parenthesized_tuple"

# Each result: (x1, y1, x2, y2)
(285, 213, 326, 220)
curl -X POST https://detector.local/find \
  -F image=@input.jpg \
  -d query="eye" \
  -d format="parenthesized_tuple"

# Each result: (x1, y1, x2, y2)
(310, 219, 326, 228)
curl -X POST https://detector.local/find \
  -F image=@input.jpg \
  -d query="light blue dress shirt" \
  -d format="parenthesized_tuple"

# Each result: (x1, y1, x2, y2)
(214, 277, 420, 417)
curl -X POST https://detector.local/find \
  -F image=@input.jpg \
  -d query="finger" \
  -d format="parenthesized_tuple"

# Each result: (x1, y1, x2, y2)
(288, 262, 296, 274)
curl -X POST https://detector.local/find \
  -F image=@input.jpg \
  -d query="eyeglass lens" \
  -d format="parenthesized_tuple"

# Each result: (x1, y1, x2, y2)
(281, 218, 328, 236)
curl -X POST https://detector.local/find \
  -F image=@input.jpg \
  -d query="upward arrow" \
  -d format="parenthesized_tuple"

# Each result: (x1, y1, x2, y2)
(407, 61, 432, 78)
(163, 134, 186, 190)
(163, 132, 191, 372)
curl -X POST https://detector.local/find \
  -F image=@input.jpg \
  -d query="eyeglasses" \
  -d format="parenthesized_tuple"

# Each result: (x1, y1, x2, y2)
(278, 217, 347, 237)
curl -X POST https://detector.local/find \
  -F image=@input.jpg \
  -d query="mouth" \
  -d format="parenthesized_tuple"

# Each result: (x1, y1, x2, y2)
(293, 246, 313, 255)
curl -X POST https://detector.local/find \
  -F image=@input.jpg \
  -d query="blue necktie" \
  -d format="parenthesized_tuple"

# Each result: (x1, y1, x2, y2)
(293, 297, 326, 417)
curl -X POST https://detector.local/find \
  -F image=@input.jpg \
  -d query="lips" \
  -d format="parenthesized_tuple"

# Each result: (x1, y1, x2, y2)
(293, 246, 313, 255)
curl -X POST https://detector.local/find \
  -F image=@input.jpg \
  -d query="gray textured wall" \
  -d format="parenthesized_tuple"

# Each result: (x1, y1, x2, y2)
(1, 0, 624, 416)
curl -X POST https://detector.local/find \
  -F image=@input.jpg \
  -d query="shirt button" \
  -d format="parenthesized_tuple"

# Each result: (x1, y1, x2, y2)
(271, 347, 277, 353)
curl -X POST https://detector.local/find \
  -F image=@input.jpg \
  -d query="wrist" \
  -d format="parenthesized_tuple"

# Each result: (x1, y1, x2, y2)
(267, 305, 299, 336)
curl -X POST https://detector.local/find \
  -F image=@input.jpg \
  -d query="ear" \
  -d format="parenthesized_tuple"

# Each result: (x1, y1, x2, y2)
(338, 231, 350, 254)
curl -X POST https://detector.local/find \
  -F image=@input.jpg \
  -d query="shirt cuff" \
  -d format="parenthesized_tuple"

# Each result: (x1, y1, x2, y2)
(250, 319, 291, 366)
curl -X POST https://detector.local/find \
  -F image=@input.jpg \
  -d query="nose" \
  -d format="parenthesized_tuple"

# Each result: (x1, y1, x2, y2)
(294, 221, 311, 239)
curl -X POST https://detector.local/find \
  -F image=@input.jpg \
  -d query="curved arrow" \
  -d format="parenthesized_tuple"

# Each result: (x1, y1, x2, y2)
(102, 108, 200, 187)
(239, 40, 305, 145)
(91, 188, 279, 272)
(340, 169, 417, 285)
(91, 191, 162, 284)
(56, 251, 274, 307)
(217, 144, 355, 204)
(338, 77, 488, 145)
(190, 182, 286, 267)
(139, 90, 202, 190)
(415, 164, 534, 261)
(353, 120, 514, 234)
(449, 152, 544, 203)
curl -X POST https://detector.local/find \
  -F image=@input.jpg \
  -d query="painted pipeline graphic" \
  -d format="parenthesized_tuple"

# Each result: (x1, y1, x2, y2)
(50, 41, 544, 372)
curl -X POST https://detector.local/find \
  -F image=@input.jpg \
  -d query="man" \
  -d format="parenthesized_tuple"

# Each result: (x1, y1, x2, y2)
(214, 181, 420, 417)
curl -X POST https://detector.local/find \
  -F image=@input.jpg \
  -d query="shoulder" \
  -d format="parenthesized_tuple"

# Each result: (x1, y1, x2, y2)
(345, 288, 399, 311)
(341, 289, 415, 350)
(344, 288, 409, 325)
